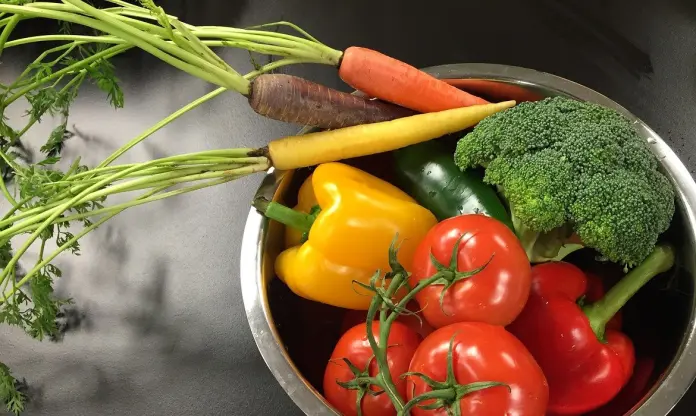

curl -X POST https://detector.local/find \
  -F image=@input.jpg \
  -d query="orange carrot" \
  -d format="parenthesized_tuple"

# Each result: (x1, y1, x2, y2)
(338, 47, 489, 113)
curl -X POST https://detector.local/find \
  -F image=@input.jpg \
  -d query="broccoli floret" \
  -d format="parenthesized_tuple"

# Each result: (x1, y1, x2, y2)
(454, 96, 675, 266)
(486, 148, 573, 232)
(572, 170, 674, 266)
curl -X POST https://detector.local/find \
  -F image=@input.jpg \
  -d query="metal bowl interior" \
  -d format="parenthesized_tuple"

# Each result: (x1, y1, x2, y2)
(241, 64, 696, 416)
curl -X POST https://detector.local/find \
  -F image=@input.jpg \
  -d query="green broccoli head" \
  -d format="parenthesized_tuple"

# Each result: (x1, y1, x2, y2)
(454, 96, 675, 266)
(485, 148, 573, 232)
(572, 170, 675, 266)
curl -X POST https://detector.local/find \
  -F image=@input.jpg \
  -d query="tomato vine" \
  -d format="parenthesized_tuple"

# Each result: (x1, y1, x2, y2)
(339, 236, 505, 416)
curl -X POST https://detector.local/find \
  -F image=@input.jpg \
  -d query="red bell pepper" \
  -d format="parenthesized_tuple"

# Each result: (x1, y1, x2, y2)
(586, 356, 656, 416)
(507, 245, 674, 415)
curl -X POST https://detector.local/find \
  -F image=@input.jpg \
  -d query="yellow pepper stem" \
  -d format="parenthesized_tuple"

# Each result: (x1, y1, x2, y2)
(253, 196, 317, 233)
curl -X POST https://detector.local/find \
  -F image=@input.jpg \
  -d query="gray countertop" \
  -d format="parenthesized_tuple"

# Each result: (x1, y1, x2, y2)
(2, 0, 696, 415)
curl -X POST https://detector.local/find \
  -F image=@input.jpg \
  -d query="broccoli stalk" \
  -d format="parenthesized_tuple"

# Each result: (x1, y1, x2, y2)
(509, 201, 584, 263)
(455, 97, 675, 267)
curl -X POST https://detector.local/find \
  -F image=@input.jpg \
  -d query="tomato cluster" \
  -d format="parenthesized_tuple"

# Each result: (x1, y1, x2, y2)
(321, 213, 656, 416)
(323, 214, 548, 416)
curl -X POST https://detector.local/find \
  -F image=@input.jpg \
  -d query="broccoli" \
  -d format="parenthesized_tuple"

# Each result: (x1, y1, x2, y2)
(454, 96, 675, 267)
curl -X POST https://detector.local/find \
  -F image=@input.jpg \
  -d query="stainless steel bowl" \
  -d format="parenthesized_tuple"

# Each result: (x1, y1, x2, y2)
(241, 63, 696, 416)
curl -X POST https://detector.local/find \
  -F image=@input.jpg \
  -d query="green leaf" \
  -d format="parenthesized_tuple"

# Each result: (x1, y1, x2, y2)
(59, 20, 72, 35)
(27, 270, 61, 341)
(25, 88, 60, 122)
(248, 51, 263, 71)
(84, 58, 124, 109)
(25, 62, 53, 83)
(40, 122, 73, 159)
(0, 116, 18, 143)
(37, 156, 60, 166)
(16, 164, 69, 204)
(56, 230, 79, 254)
(0, 362, 25, 416)
(0, 240, 12, 267)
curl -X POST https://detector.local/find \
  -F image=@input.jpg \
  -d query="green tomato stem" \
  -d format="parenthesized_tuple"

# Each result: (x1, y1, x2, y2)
(365, 272, 408, 413)
(385, 276, 438, 328)
(361, 239, 498, 416)
(362, 270, 449, 414)
(401, 389, 455, 415)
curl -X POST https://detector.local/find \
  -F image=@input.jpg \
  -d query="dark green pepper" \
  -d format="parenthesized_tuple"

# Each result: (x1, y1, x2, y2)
(393, 141, 513, 229)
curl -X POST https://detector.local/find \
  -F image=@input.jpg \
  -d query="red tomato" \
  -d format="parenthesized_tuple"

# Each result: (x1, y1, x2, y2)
(340, 301, 436, 339)
(409, 214, 532, 328)
(407, 322, 549, 416)
(323, 322, 421, 416)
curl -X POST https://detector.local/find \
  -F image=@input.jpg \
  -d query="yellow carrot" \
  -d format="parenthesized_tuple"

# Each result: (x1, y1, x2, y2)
(267, 100, 516, 170)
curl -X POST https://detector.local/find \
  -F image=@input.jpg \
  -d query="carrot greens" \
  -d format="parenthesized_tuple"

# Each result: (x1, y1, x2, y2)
(0, 0, 342, 165)
(0, 2, 508, 414)
(0, 2, 341, 412)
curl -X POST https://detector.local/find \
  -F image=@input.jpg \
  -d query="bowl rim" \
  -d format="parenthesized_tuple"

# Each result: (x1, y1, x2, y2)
(240, 63, 696, 416)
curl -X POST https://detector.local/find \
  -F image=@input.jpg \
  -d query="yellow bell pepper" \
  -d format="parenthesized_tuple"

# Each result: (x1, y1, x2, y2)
(267, 162, 437, 310)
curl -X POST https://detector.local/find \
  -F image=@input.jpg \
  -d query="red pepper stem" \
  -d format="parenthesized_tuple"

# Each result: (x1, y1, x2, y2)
(583, 245, 675, 339)
(252, 196, 316, 232)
